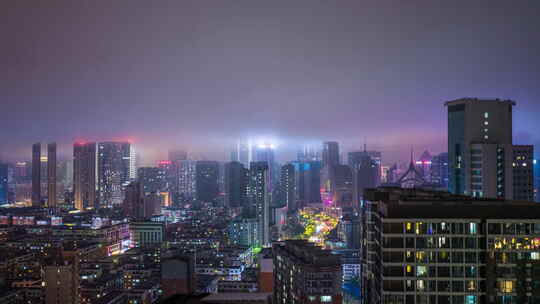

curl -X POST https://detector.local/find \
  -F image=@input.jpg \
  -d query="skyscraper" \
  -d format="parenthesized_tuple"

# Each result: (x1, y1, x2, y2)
(352, 154, 378, 206)
(74, 142, 97, 210)
(253, 143, 277, 188)
(280, 163, 295, 210)
(249, 161, 270, 247)
(446, 98, 534, 200)
(224, 161, 248, 208)
(97, 142, 133, 207)
(195, 161, 219, 202)
(323, 141, 340, 168)
(231, 141, 250, 168)
(0, 163, 8, 205)
(431, 152, 449, 189)
(47, 142, 57, 208)
(31, 143, 41, 206)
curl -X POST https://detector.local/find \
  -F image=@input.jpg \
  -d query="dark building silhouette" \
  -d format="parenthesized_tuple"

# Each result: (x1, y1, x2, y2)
(47, 142, 57, 208)
(73, 142, 97, 210)
(195, 161, 219, 202)
(31, 142, 41, 206)
(224, 161, 248, 208)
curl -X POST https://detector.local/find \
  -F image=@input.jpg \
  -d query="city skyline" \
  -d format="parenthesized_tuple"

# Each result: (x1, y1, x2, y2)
(1, 1, 540, 164)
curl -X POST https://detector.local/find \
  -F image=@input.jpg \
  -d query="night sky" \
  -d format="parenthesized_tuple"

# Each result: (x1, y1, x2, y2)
(1, 1, 539, 165)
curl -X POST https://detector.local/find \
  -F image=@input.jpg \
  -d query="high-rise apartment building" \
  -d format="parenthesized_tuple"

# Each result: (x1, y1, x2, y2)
(178, 160, 197, 200)
(273, 240, 342, 304)
(97, 142, 133, 207)
(47, 143, 57, 208)
(195, 161, 219, 202)
(280, 164, 296, 210)
(352, 154, 378, 206)
(73, 142, 97, 210)
(361, 187, 540, 304)
(249, 162, 271, 247)
(446, 98, 534, 200)
(31, 143, 41, 206)
(137, 167, 166, 194)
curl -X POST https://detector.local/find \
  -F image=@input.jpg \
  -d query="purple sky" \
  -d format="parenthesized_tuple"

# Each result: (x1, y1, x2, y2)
(1, 0, 539, 165)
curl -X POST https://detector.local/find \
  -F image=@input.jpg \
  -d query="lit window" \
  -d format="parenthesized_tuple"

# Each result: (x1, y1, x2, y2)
(484, 135, 489, 140)
(500, 280, 514, 293)
(484, 121, 489, 125)
(484, 112, 489, 118)
(321, 296, 332, 302)
(417, 266, 427, 277)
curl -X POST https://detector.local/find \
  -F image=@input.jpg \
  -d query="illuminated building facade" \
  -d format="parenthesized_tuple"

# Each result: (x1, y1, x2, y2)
(97, 142, 134, 207)
(446, 98, 534, 200)
(431, 152, 449, 190)
(178, 160, 197, 200)
(249, 161, 270, 246)
(73, 142, 97, 210)
(362, 187, 540, 304)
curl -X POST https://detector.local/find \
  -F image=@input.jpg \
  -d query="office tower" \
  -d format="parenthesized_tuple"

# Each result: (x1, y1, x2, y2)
(231, 141, 250, 168)
(253, 143, 277, 187)
(361, 187, 540, 304)
(273, 240, 343, 304)
(31, 143, 41, 206)
(352, 155, 378, 205)
(431, 152, 449, 189)
(333, 164, 353, 207)
(195, 161, 219, 202)
(280, 164, 295, 210)
(73, 142, 97, 210)
(323, 141, 340, 168)
(446, 98, 534, 200)
(511, 145, 535, 201)
(137, 167, 165, 194)
(349, 149, 382, 185)
(44, 264, 78, 304)
(224, 161, 248, 208)
(97, 142, 133, 207)
(291, 161, 322, 208)
(249, 162, 270, 247)
(0, 163, 7, 205)
(47, 143, 57, 208)
(178, 160, 197, 200)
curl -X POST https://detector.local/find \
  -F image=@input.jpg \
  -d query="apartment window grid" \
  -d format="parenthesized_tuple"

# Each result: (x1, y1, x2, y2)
(381, 219, 483, 304)
(486, 219, 540, 303)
